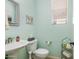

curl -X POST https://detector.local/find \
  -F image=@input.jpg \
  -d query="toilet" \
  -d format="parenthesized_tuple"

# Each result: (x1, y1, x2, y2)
(26, 39, 49, 59)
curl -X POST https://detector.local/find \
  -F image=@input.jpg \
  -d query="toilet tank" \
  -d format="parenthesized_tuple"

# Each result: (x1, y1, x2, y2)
(26, 39, 37, 52)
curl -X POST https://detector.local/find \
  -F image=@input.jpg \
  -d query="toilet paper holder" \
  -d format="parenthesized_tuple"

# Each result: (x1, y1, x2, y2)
(45, 41, 52, 46)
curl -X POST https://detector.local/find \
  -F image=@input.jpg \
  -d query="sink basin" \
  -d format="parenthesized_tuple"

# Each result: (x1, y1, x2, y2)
(5, 40, 29, 54)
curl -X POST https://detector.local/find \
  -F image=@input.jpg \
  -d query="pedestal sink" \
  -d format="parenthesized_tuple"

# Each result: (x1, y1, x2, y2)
(5, 40, 29, 59)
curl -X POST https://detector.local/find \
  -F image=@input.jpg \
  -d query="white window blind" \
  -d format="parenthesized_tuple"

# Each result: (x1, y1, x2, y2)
(51, 0, 67, 24)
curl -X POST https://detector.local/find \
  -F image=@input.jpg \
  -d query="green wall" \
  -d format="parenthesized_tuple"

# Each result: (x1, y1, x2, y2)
(34, 0, 73, 57)
(6, 0, 73, 59)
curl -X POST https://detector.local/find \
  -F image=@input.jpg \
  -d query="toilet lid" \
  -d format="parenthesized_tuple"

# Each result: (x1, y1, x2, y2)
(34, 48, 49, 54)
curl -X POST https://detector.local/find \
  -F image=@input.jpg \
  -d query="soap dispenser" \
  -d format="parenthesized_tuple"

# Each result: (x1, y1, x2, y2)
(16, 36, 20, 42)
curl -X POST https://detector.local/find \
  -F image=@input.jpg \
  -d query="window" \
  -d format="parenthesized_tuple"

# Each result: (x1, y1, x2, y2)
(51, 0, 67, 24)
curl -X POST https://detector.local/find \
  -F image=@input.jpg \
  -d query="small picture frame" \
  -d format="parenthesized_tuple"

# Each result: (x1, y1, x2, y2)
(26, 15, 33, 24)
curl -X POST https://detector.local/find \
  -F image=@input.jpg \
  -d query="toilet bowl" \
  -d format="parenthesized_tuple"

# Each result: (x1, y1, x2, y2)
(34, 48, 49, 59)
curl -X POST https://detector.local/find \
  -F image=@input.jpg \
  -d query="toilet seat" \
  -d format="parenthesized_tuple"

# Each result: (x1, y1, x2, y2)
(34, 48, 49, 54)
(33, 48, 49, 58)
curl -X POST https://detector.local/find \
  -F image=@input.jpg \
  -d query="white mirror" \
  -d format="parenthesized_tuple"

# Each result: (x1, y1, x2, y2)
(5, 0, 20, 26)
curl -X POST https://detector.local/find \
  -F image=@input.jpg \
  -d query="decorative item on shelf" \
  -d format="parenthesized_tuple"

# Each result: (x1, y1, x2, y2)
(27, 37, 35, 41)
(62, 37, 72, 49)
(26, 15, 33, 24)
(63, 50, 72, 58)
(8, 16, 12, 24)
(66, 43, 72, 49)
